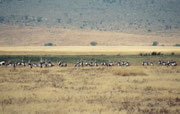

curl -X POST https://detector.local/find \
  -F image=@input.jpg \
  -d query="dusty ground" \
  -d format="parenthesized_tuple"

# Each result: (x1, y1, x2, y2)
(0, 26, 180, 46)
(0, 66, 180, 114)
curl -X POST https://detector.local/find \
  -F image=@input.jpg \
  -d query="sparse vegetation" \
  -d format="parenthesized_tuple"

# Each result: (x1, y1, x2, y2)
(0, 0, 179, 33)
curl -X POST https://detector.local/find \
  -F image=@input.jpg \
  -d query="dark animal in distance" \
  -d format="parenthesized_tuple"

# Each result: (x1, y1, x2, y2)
(58, 61, 67, 67)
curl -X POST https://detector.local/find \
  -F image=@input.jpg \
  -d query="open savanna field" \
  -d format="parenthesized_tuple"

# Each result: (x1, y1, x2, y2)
(0, 26, 180, 46)
(0, 66, 180, 114)
(0, 46, 180, 55)
(0, 46, 180, 114)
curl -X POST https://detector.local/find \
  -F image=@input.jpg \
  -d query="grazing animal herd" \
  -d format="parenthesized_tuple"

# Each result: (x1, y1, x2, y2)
(0, 59, 178, 68)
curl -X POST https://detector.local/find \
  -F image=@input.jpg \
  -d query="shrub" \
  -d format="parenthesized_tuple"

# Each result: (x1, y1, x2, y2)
(171, 52, 175, 55)
(24, 15, 28, 20)
(151, 52, 162, 56)
(139, 53, 143, 56)
(148, 29, 152, 32)
(0, 16, 4, 23)
(152, 41, 158, 46)
(57, 18, 61, 23)
(174, 44, 180, 47)
(90, 41, 97, 46)
(157, 52, 162, 55)
(37, 17, 43, 22)
(44, 43, 55, 46)
(151, 52, 157, 56)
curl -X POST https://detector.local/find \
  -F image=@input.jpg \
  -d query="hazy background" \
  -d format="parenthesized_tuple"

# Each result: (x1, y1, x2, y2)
(0, 0, 180, 46)
(0, 0, 180, 33)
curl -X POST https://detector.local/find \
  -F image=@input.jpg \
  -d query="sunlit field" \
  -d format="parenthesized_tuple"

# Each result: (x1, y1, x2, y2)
(0, 66, 180, 114)
(0, 46, 180, 113)
(1, 0, 180, 113)
(0, 46, 180, 55)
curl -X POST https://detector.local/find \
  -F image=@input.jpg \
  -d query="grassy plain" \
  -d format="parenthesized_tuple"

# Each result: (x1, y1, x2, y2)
(0, 26, 180, 46)
(0, 46, 180, 55)
(0, 66, 180, 114)
(0, 46, 180, 114)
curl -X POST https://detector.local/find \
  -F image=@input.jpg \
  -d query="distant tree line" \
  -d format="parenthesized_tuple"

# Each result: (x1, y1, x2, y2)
(44, 43, 56, 46)
(103, 0, 116, 4)
(139, 52, 163, 56)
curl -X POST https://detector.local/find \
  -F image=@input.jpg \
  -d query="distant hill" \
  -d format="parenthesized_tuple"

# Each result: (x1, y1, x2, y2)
(0, 0, 180, 33)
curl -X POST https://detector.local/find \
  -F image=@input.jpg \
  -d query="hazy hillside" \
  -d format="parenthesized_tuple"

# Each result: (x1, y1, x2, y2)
(0, 0, 180, 33)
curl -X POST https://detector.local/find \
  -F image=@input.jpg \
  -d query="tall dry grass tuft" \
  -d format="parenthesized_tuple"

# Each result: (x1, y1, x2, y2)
(113, 67, 147, 76)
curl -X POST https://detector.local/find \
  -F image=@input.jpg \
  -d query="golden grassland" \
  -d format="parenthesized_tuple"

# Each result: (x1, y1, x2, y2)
(0, 66, 180, 114)
(0, 26, 180, 46)
(0, 46, 180, 55)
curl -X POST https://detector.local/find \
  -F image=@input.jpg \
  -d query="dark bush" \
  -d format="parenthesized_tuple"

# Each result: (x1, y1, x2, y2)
(151, 52, 162, 56)
(90, 41, 97, 46)
(171, 52, 175, 55)
(24, 15, 28, 20)
(152, 41, 158, 46)
(37, 17, 43, 22)
(44, 43, 55, 46)
(157, 52, 161, 55)
(139, 53, 143, 56)
(57, 18, 61, 23)
(151, 52, 157, 56)
(174, 44, 180, 47)
(0, 16, 4, 23)
(148, 29, 152, 32)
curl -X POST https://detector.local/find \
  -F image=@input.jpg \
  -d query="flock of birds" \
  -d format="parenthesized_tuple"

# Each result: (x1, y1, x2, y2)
(0, 59, 178, 69)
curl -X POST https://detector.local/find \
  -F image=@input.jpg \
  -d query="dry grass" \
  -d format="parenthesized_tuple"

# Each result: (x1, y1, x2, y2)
(0, 66, 180, 114)
(0, 46, 180, 55)
(113, 67, 147, 76)
(0, 26, 180, 46)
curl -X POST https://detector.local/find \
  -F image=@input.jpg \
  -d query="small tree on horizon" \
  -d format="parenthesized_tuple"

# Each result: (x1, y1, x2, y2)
(174, 44, 180, 47)
(152, 41, 159, 46)
(44, 43, 55, 46)
(90, 41, 97, 46)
